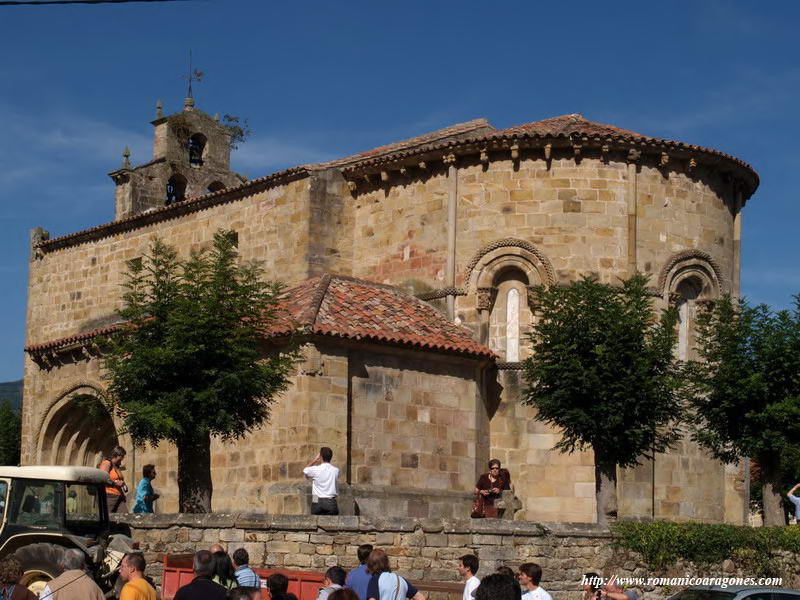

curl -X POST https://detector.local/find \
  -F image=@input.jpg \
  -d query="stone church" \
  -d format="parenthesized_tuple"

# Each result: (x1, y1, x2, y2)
(22, 97, 758, 523)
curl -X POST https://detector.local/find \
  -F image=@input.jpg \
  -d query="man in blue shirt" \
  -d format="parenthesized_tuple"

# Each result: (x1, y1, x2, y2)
(345, 544, 373, 600)
(232, 548, 262, 588)
(787, 483, 800, 522)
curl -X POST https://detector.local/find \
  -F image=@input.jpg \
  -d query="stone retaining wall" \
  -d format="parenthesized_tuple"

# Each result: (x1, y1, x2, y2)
(115, 515, 800, 599)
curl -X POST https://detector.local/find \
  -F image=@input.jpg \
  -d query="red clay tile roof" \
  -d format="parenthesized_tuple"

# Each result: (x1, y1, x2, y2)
(270, 274, 495, 359)
(26, 275, 495, 360)
(25, 324, 123, 353)
(498, 113, 647, 138)
(318, 118, 495, 168)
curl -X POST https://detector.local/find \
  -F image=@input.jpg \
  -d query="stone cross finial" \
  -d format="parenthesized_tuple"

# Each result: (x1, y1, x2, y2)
(183, 96, 195, 111)
(156, 99, 163, 119)
(214, 112, 219, 122)
(122, 146, 131, 168)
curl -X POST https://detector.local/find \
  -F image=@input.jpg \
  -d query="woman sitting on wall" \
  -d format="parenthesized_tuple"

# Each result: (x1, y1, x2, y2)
(472, 459, 511, 518)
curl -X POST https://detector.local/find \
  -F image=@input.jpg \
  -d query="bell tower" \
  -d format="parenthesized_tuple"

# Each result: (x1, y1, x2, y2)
(109, 97, 243, 220)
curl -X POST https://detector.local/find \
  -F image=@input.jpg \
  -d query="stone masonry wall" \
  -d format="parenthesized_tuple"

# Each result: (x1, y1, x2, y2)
(117, 514, 800, 600)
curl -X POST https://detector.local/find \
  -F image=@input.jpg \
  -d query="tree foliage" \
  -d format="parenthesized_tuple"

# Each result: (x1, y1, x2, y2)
(686, 295, 800, 526)
(102, 230, 296, 512)
(221, 114, 252, 151)
(0, 399, 20, 466)
(522, 274, 684, 524)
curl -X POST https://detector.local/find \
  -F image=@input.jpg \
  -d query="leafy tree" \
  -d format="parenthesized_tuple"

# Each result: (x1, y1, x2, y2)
(0, 399, 20, 466)
(687, 295, 800, 526)
(221, 114, 252, 150)
(102, 230, 296, 512)
(522, 274, 683, 526)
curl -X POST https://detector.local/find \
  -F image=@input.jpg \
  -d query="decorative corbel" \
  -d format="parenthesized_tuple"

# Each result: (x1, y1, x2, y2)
(688, 158, 697, 171)
(480, 148, 489, 164)
(347, 180, 357, 193)
(572, 144, 582, 159)
(399, 166, 408, 177)
(418, 161, 428, 170)
(510, 144, 520, 160)
(443, 153, 456, 166)
(363, 174, 372, 184)
(544, 144, 552, 161)
(601, 144, 610, 160)
(380, 170, 389, 182)
(476, 287, 497, 311)
(660, 152, 669, 167)
(627, 148, 642, 163)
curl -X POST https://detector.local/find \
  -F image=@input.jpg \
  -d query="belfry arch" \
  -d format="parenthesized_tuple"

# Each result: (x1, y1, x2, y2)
(36, 385, 119, 467)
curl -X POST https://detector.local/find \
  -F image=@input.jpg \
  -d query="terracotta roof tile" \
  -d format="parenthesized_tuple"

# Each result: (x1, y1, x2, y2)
(498, 113, 648, 138)
(270, 274, 495, 359)
(27, 275, 495, 360)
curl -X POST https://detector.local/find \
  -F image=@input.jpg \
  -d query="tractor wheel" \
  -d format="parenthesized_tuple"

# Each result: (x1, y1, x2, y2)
(14, 542, 66, 595)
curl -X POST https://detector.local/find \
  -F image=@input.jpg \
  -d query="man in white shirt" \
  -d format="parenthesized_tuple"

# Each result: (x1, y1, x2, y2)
(303, 446, 339, 515)
(518, 563, 553, 600)
(458, 554, 480, 600)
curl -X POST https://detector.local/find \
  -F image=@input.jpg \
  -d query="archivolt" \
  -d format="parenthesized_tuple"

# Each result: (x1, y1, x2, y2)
(465, 238, 555, 289)
(658, 249, 725, 297)
(32, 380, 109, 461)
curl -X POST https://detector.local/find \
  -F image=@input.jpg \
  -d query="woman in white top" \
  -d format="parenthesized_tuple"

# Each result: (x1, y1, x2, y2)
(365, 549, 425, 600)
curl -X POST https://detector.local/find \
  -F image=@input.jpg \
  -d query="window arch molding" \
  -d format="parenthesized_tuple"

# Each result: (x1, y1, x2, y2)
(658, 249, 724, 300)
(466, 238, 555, 294)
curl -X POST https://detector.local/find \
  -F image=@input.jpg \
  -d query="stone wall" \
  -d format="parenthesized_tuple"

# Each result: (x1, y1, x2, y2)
(116, 514, 800, 599)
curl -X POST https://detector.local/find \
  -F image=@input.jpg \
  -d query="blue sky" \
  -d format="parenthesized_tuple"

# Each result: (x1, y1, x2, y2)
(0, 1, 798, 381)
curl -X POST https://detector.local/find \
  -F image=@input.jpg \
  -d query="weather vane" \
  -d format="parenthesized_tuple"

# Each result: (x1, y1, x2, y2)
(181, 50, 204, 99)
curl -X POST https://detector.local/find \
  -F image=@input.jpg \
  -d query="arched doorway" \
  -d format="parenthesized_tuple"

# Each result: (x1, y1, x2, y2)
(38, 388, 118, 467)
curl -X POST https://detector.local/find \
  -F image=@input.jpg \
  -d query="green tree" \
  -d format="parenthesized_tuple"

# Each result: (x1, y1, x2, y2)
(687, 295, 800, 526)
(0, 399, 20, 466)
(522, 274, 684, 526)
(102, 230, 296, 512)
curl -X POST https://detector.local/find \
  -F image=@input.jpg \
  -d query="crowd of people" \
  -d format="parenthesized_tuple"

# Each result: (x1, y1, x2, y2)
(165, 544, 568, 600)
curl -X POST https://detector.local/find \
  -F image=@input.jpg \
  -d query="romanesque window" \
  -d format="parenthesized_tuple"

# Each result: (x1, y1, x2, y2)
(188, 133, 207, 166)
(166, 174, 187, 205)
(488, 268, 532, 362)
(659, 250, 723, 361)
(675, 278, 702, 361)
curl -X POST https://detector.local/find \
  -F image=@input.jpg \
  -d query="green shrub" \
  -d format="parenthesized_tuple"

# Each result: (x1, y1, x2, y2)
(612, 521, 800, 576)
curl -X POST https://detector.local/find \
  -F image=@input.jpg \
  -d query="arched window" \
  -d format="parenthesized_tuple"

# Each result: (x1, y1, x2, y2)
(488, 267, 531, 361)
(188, 133, 207, 166)
(207, 181, 225, 194)
(675, 278, 702, 360)
(166, 174, 187, 205)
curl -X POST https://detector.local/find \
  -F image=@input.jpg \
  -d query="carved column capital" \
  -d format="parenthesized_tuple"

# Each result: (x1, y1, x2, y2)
(476, 287, 497, 311)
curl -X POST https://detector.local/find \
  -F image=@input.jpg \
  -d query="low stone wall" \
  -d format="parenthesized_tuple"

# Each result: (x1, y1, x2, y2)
(115, 515, 800, 599)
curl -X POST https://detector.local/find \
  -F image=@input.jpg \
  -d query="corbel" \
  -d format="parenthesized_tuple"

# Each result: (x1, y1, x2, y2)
(510, 144, 520, 160)
(363, 174, 372, 184)
(399, 166, 408, 177)
(660, 152, 669, 167)
(443, 153, 456, 166)
(380, 170, 389, 182)
(418, 161, 428, 170)
(688, 158, 697, 171)
(544, 144, 552, 161)
(601, 144, 610, 161)
(347, 181, 358, 193)
(480, 148, 489, 164)
(572, 144, 582, 159)
(627, 148, 642, 163)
